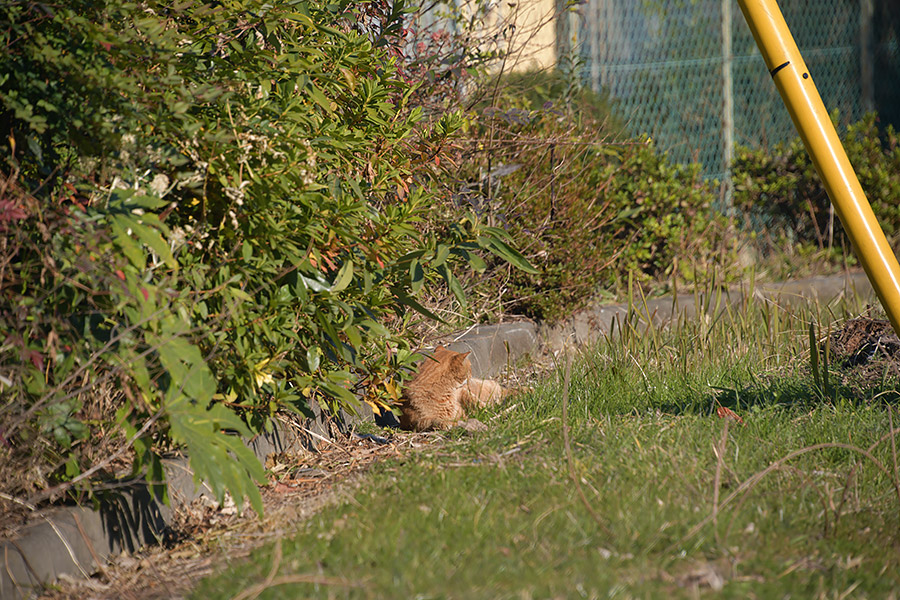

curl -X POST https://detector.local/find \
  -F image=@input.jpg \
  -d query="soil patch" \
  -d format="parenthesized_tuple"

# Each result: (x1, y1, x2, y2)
(827, 314, 900, 391)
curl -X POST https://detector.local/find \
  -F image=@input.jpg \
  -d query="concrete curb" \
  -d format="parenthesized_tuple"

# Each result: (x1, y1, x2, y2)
(541, 272, 874, 352)
(0, 406, 344, 599)
(0, 271, 877, 598)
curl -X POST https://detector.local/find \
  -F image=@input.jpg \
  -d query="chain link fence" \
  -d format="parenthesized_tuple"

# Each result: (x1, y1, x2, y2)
(564, 0, 900, 182)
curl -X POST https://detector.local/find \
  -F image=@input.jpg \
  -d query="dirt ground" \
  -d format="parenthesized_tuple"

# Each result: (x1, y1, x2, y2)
(36, 430, 445, 600)
(826, 313, 900, 391)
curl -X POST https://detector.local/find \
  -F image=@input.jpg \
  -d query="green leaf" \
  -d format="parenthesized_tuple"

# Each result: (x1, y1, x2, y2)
(109, 215, 145, 268)
(392, 288, 445, 323)
(438, 264, 466, 307)
(322, 380, 359, 408)
(344, 323, 362, 348)
(331, 260, 354, 292)
(229, 286, 253, 302)
(152, 334, 216, 405)
(306, 346, 320, 372)
(125, 193, 171, 210)
(409, 258, 424, 294)
(130, 220, 177, 269)
(479, 235, 539, 274)
(308, 83, 334, 113)
(298, 271, 330, 293)
(167, 401, 267, 516)
(433, 245, 450, 267)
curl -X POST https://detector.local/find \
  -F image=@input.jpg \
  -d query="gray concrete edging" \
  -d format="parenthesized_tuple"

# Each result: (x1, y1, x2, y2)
(541, 272, 874, 352)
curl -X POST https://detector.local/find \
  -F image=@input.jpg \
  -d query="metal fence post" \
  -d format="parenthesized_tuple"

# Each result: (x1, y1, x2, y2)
(736, 0, 900, 335)
(721, 0, 734, 205)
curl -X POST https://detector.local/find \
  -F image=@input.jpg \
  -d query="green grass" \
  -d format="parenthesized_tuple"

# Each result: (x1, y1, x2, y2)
(194, 296, 900, 599)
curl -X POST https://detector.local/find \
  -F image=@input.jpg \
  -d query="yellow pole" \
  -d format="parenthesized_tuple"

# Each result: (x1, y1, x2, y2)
(736, 0, 900, 335)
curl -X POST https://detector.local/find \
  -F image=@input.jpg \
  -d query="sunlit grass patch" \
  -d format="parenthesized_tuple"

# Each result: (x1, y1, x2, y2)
(195, 294, 900, 599)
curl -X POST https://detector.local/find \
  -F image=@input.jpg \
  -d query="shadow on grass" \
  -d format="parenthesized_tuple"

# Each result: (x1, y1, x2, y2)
(711, 376, 900, 413)
(650, 373, 900, 420)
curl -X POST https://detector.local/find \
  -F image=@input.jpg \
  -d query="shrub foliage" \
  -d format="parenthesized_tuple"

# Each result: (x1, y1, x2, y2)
(733, 113, 900, 257)
(452, 71, 731, 321)
(0, 0, 531, 511)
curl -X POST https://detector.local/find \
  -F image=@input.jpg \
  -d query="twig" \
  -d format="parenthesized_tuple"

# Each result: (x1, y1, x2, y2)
(230, 537, 283, 600)
(670, 441, 900, 553)
(0, 492, 36, 512)
(712, 421, 729, 545)
(28, 407, 166, 505)
(561, 354, 613, 537)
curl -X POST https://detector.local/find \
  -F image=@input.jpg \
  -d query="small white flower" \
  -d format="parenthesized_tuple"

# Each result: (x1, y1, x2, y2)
(224, 185, 247, 206)
(170, 226, 187, 248)
(149, 173, 170, 196)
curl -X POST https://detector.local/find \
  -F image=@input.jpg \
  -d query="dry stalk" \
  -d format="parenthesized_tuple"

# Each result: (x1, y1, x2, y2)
(230, 537, 362, 600)
(833, 420, 900, 532)
(670, 441, 900, 554)
(712, 420, 729, 545)
(561, 354, 613, 538)
(0, 492, 36, 512)
(722, 463, 831, 543)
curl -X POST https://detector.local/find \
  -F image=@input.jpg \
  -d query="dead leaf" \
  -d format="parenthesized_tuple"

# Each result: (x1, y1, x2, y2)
(716, 405, 745, 426)
(273, 482, 296, 494)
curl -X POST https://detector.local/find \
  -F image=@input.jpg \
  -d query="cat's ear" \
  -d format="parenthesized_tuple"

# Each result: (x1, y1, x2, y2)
(452, 351, 470, 364)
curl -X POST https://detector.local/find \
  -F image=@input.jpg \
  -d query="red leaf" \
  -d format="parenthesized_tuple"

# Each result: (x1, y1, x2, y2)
(273, 482, 295, 494)
(716, 406, 745, 426)
(115, 269, 126, 281)
(140, 287, 149, 301)
(25, 349, 44, 372)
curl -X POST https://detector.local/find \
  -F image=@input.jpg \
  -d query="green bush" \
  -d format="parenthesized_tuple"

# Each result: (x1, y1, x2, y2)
(732, 112, 900, 257)
(453, 73, 731, 321)
(0, 0, 530, 511)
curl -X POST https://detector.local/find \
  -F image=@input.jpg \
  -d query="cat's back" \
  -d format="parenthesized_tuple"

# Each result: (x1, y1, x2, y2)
(399, 347, 471, 430)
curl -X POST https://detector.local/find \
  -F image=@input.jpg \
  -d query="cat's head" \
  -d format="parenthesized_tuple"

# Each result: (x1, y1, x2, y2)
(431, 346, 472, 381)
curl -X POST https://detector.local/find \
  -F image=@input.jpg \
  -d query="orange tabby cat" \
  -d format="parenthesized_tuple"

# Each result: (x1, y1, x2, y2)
(398, 346, 509, 431)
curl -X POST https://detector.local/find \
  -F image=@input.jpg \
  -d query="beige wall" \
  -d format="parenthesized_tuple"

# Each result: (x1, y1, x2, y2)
(436, 0, 559, 72)
(504, 0, 559, 71)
